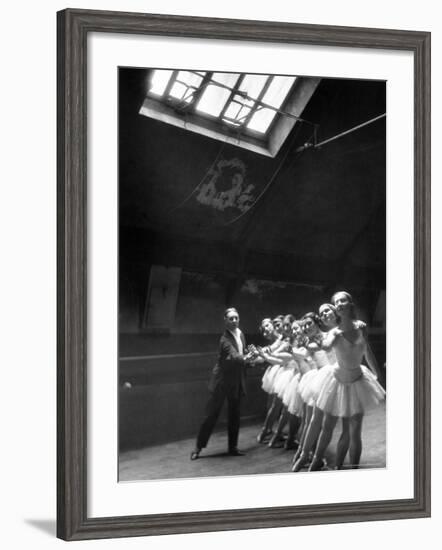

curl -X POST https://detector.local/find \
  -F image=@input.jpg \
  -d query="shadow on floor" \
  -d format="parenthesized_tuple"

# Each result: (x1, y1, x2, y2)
(24, 519, 56, 537)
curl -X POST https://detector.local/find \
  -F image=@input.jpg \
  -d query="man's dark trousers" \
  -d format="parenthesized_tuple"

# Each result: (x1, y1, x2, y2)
(196, 384, 241, 451)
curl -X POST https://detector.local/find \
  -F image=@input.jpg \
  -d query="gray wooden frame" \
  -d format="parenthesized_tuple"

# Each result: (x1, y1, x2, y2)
(57, 8, 431, 541)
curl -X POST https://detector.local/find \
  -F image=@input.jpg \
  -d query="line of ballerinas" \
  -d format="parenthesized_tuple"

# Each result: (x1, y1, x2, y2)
(249, 291, 386, 472)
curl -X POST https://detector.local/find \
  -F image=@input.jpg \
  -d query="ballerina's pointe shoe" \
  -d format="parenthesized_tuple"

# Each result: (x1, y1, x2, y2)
(268, 434, 284, 448)
(257, 429, 272, 443)
(308, 456, 327, 471)
(190, 448, 201, 460)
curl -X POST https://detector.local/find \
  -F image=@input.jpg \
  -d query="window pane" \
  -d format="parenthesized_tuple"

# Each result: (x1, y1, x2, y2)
(246, 76, 296, 133)
(149, 70, 173, 96)
(176, 71, 205, 88)
(262, 76, 297, 108)
(247, 108, 277, 133)
(211, 72, 240, 87)
(223, 103, 251, 125)
(195, 73, 240, 117)
(196, 85, 230, 116)
(223, 100, 243, 120)
(238, 74, 269, 100)
(221, 75, 267, 127)
(167, 71, 206, 102)
(169, 81, 190, 101)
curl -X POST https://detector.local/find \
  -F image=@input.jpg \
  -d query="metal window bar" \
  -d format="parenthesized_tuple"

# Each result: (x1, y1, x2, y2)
(183, 72, 213, 106)
(156, 71, 315, 138)
(185, 74, 313, 127)
(162, 69, 178, 99)
(239, 75, 274, 129)
(218, 74, 247, 120)
(177, 72, 210, 105)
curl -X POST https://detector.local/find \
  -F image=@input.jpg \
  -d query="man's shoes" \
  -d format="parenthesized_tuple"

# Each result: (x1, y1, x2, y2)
(190, 448, 201, 460)
(228, 448, 246, 456)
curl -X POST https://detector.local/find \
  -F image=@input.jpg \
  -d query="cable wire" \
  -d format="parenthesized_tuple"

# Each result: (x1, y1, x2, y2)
(315, 113, 386, 148)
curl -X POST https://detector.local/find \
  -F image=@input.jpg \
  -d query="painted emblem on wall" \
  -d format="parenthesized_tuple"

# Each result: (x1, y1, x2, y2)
(196, 158, 256, 213)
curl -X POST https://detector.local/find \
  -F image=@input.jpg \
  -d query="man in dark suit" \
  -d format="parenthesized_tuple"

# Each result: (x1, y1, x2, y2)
(191, 308, 253, 459)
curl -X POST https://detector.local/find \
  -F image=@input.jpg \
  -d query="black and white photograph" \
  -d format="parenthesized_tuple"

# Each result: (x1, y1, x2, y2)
(118, 67, 387, 482)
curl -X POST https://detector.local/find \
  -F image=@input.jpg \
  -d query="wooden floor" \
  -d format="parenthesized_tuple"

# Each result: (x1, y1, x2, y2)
(119, 402, 386, 482)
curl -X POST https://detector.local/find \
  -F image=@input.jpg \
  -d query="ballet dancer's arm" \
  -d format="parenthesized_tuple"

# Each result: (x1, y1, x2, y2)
(321, 327, 343, 350)
(271, 350, 294, 363)
(270, 339, 289, 353)
(257, 348, 285, 365)
(290, 346, 309, 360)
(262, 335, 283, 354)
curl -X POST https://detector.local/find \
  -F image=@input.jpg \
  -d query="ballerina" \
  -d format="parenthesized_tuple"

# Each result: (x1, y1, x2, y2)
(279, 320, 311, 449)
(291, 312, 329, 466)
(260, 318, 282, 395)
(256, 316, 285, 443)
(258, 317, 310, 449)
(258, 314, 296, 447)
(294, 292, 385, 472)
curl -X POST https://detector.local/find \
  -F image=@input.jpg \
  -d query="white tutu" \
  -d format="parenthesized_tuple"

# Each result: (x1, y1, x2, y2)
(283, 372, 304, 415)
(273, 366, 295, 399)
(261, 365, 274, 393)
(310, 363, 386, 417)
(262, 364, 282, 394)
(297, 368, 319, 406)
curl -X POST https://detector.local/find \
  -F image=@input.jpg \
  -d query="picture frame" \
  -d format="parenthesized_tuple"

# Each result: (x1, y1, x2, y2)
(57, 8, 431, 541)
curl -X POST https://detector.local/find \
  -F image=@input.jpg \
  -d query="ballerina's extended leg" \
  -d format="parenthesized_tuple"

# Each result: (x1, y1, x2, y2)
(309, 413, 338, 471)
(348, 413, 363, 468)
(269, 406, 289, 447)
(334, 417, 350, 469)
(257, 394, 281, 443)
(292, 407, 324, 471)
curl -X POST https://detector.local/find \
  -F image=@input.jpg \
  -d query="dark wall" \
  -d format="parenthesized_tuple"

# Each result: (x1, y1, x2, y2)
(119, 355, 267, 450)
(118, 69, 386, 278)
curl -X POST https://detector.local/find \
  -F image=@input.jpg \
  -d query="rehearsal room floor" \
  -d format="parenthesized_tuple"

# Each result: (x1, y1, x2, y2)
(119, 402, 386, 482)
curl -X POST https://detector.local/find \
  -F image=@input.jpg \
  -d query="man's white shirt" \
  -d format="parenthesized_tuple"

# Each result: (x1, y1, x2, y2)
(228, 328, 244, 355)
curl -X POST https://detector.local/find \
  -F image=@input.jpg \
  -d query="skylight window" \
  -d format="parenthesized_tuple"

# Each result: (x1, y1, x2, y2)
(147, 69, 297, 135)
(140, 69, 320, 158)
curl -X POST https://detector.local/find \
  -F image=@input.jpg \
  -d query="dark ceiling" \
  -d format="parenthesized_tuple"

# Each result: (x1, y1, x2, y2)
(119, 68, 386, 291)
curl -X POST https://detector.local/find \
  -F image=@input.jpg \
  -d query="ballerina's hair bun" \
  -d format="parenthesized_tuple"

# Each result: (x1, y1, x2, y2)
(301, 311, 321, 326)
